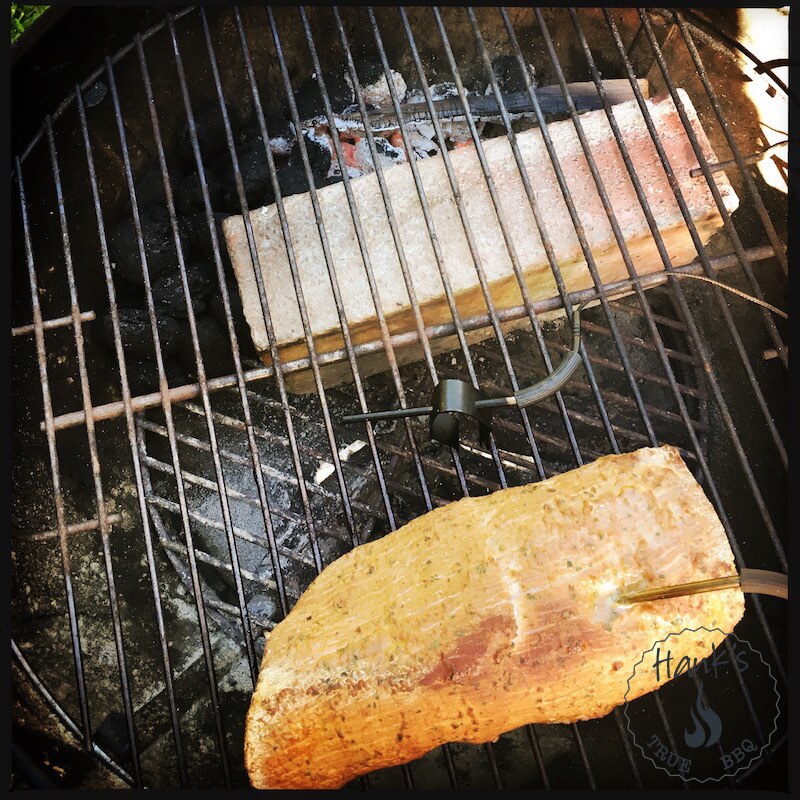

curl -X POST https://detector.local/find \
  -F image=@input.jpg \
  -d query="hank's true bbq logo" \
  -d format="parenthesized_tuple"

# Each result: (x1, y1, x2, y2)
(622, 627, 779, 783)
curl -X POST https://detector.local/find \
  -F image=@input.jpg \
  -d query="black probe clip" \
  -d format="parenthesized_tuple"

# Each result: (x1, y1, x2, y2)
(342, 302, 587, 448)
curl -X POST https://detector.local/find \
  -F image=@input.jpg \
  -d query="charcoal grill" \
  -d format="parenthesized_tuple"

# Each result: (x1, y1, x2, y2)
(11, 6, 788, 789)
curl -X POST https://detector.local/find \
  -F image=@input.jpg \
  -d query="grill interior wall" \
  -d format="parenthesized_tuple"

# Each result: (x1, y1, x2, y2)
(11, 6, 787, 789)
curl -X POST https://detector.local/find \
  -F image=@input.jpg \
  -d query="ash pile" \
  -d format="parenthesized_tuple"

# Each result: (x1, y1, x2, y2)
(95, 55, 538, 393)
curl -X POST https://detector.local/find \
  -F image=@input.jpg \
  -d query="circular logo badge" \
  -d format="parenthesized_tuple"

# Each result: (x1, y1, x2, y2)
(622, 627, 780, 783)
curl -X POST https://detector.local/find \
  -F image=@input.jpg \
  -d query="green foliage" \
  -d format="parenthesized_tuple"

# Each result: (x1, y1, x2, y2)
(11, 4, 49, 45)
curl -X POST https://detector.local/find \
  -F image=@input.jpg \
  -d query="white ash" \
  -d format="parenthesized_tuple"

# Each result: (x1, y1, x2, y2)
(407, 128, 439, 159)
(440, 119, 483, 143)
(404, 81, 459, 104)
(304, 126, 334, 154)
(268, 134, 295, 157)
(346, 69, 407, 108)
(314, 439, 367, 485)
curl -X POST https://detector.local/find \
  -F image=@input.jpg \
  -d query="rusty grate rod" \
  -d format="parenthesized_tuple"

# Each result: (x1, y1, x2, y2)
(12, 310, 96, 337)
(42, 245, 773, 434)
(14, 513, 123, 543)
(689, 140, 789, 178)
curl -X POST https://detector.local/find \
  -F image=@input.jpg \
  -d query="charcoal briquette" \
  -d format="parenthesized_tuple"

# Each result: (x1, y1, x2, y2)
(176, 102, 239, 167)
(133, 165, 168, 207)
(152, 263, 215, 318)
(178, 316, 233, 378)
(182, 211, 230, 269)
(290, 133, 332, 181)
(294, 73, 354, 119)
(107, 205, 184, 285)
(123, 355, 189, 395)
(100, 307, 183, 359)
(175, 169, 224, 216)
(238, 119, 296, 158)
(212, 138, 276, 213)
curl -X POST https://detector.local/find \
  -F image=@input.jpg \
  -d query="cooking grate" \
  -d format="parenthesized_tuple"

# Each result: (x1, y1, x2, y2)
(11, 6, 787, 789)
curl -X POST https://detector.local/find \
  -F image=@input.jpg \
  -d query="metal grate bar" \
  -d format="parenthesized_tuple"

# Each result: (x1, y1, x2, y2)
(140, 30, 263, 688)
(567, 9, 787, 694)
(105, 52, 234, 785)
(601, 9, 787, 570)
(293, 5, 440, 547)
(610, 9, 791, 477)
(597, 9, 787, 686)
(16, 156, 94, 750)
(74, 82, 189, 784)
(153, 21, 294, 626)
(639, 9, 787, 367)
(672, 11, 788, 276)
(14, 513, 122, 543)
(41, 244, 771, 434)
(12, 310, 96, 337)
(12, 642, 134, 786)
(535, 6, 779, 767)
(46, 116, 144, 786)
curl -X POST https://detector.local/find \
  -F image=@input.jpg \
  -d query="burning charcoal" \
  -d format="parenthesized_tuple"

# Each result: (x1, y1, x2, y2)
(212, 137, 276, 213)
(175, 169, 224, 216)
(107, 205, 184, 285)
(176, 102, 239, 168)
(100, 307, 183, 359)
(178, 316, 233, 378)
(294, 72, 354, 119)
(406, 128, 439, 158)
(274, 163, 311, 198)
(152, 262, 215, 318)
(182, 211, 219, 254)
(331, 136, 404, 177)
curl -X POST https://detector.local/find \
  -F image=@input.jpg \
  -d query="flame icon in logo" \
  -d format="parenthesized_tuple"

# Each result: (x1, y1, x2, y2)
(684, 681, 723, 748)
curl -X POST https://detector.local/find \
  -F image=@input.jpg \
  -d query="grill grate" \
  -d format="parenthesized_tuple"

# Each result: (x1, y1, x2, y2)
(11, 6, 787, 789)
